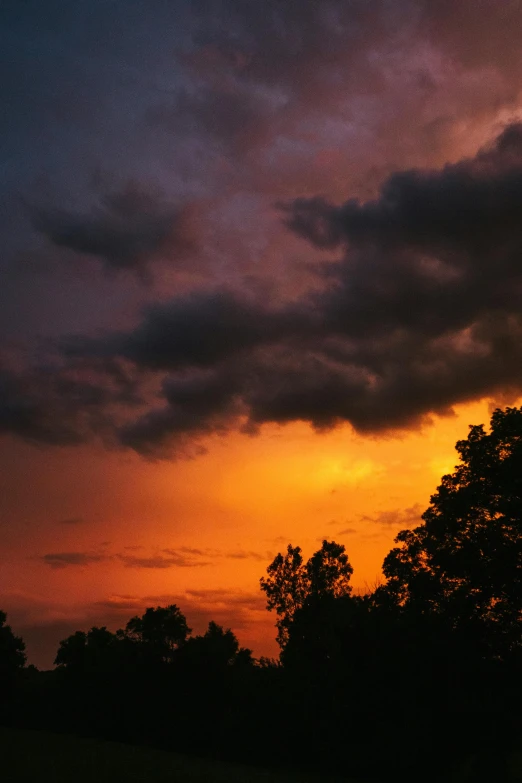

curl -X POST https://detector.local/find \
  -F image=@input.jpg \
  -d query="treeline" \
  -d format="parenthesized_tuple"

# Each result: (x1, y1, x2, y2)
(2, 407, 522, 782)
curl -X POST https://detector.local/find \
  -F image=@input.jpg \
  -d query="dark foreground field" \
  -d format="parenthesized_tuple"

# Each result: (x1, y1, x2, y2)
(1, 728, 521, 783)
(0, 727, 352, 783)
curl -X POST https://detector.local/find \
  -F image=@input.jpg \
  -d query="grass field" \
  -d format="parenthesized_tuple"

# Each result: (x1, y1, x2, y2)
(0, 727, 346, 783)
(2, 726, 521, 782)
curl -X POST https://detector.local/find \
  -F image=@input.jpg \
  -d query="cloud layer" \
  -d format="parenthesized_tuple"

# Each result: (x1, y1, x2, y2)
(5, 124, 522, 455)
(37, 546, 272, 570)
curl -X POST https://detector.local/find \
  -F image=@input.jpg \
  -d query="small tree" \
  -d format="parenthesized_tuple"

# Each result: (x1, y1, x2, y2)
(381, 406, 522, 657)
(260, 540, 353, 648)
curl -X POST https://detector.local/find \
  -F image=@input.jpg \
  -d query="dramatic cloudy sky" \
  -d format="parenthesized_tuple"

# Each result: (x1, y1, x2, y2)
(3, 0, 522, 667)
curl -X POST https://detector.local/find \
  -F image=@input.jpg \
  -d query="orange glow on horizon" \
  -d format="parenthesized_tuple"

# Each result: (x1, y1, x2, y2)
(2, 396, 517, 667)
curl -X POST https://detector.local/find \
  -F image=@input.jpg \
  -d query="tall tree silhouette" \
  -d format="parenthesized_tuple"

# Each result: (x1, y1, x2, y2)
(260, 540, 353, 647)
(382, 406, 522, 657)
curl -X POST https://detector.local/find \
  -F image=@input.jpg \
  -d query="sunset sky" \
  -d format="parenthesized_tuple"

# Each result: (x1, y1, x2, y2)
(3, 0, 522, 669)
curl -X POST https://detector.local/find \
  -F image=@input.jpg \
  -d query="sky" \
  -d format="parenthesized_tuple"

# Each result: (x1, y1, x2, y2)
(3, 0, 522, 668)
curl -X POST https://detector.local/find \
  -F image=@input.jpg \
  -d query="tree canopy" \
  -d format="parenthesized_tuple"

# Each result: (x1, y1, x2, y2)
(122, 605, 191, 663)
(260, 539, 353, 647)
(381, 406, 522, 656)
(177, 621, 253, 673)
(54, 627, 120, 672)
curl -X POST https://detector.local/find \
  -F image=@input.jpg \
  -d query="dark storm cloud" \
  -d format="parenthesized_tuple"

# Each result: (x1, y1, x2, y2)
(7, 123, 522, 455)
(281, 122, 522, 349)
(101, 123, 522, 450)
(0, 358, 142, 446)
(0, 367, 99, 446)
(116, 290, 286, 370)
(30, 185, 197, 276)
(118, 365, 244, 455)
(0, 369, 72, 445)
(64, 290, 293, 369)
(284, 123, 522, 259)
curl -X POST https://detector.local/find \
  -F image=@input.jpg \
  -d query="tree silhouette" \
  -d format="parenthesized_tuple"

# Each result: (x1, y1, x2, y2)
(381, 406, 522, 657)
(0, 610, 26, 676)
(123, 604, 191, 663)
(282, 593, 373, 670)
(0, 611, 26, 722)
(55, 626, 122, 672)
(54, 630, 87, 669)
(260, 540, 353, 647)
(178, 621, 253, 673)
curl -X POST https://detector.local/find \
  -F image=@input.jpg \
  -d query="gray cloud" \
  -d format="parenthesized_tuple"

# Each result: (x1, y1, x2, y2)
(226, 550, 271, 562)
(184, 588, 266, 612)
(361, 504, 424, 528)
(41, 552, 109, 569)
(179, 546, 271, 562)
(118, 551, 211, 569)
(147, 85, 270, 156)
(37, 541, 271, 572)
(39, 546, 213, 570)
(30, 184, 198, 276)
